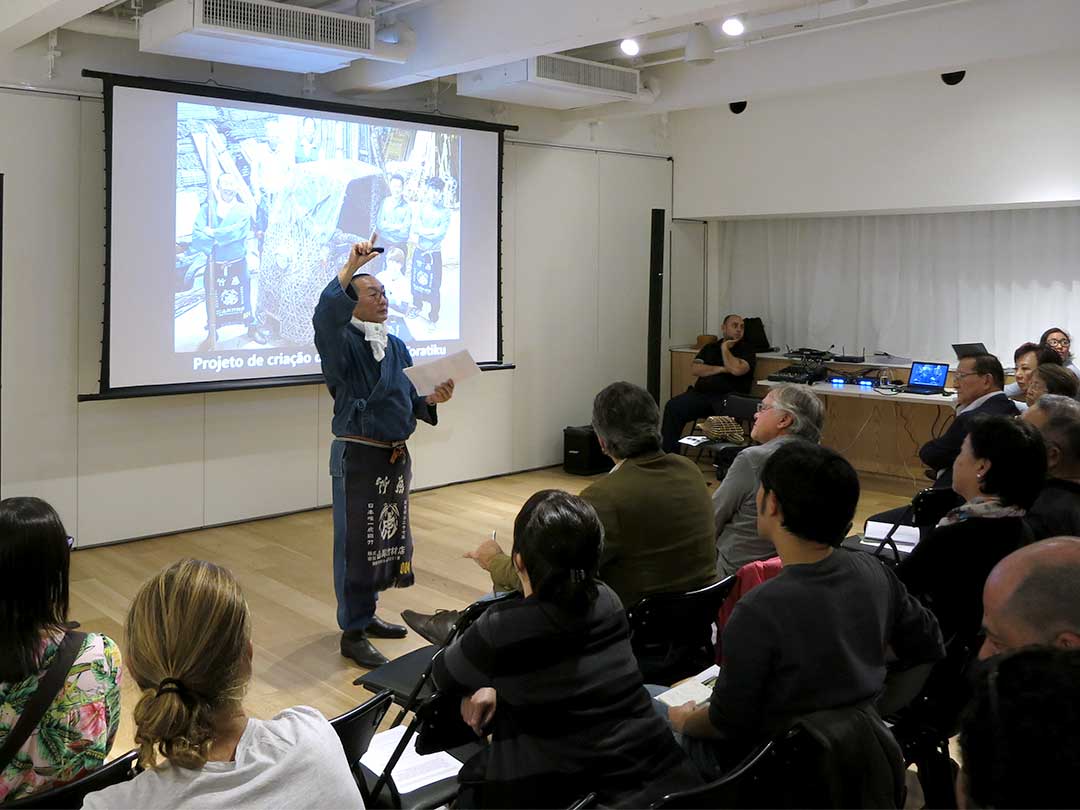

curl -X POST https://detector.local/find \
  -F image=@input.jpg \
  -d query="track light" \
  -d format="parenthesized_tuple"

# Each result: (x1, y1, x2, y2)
(721, 17, 744, 36)
(684, 23, 715, 65)
(620, 38, 640, 56)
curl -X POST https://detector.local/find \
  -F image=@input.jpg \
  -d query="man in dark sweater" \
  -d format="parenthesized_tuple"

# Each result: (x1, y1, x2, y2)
(1022, 395, 1080, 540)
(661, 315, 757, 453)
(668, 441, 944, 777)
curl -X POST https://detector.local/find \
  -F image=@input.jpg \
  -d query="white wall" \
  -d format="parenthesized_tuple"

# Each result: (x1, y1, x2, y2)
(672, 47, 1080, 220)
(0, 32, 672, 547)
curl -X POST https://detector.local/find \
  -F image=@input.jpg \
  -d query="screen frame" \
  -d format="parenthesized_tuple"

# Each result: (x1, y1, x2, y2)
(80, 70, 514, 401)
(907, 361, 949, 387)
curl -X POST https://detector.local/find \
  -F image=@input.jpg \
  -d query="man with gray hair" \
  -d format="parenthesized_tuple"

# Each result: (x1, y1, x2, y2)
(713, 383, 826, 576)
(978, 536, 1080, 659)
(1022, 394, 1080, 540)
(403, 381, 717, 644)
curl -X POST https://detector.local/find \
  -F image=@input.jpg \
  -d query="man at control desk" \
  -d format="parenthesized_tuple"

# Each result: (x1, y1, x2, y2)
(661, 315, 757, 454)
(313, 233, 454, 669)
(920, 353, 1018, 489)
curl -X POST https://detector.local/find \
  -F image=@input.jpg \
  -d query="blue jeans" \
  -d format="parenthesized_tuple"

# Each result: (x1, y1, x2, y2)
(331, 442, 377, 633)
(645, 683, 748, 781)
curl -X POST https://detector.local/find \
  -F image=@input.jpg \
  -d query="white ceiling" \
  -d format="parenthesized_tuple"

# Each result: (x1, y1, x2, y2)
(1, 0, 1077, 117)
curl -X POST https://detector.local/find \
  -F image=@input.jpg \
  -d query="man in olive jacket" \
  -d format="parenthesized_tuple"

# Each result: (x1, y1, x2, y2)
(403, 382, 718, 643)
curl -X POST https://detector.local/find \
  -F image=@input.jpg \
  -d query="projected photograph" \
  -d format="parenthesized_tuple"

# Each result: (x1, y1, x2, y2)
(173, 101, 462, 353)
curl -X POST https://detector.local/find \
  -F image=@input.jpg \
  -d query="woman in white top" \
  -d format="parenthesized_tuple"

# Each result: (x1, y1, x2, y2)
(84, 559, 363, 809)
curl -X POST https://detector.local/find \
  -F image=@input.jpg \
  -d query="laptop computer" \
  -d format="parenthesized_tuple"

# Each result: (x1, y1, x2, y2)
(952, 342, 987, 359)
(901, 361, 949, 395)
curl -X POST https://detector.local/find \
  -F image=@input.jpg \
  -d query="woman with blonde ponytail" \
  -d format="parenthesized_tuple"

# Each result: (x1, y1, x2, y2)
(83, 559, 363, 809)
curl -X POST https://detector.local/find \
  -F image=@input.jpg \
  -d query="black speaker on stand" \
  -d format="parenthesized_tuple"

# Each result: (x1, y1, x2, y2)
(646, 208, 665, 403)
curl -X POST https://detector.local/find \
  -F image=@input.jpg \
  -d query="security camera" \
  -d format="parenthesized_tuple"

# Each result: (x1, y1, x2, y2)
(941, 70, 966, 86)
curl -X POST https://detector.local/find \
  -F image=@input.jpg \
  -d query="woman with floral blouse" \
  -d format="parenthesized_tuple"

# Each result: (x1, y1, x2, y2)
(0, 497, 122, 803)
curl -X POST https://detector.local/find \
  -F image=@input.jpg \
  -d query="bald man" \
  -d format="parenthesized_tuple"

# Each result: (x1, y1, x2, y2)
(978, 536, 1080, 660)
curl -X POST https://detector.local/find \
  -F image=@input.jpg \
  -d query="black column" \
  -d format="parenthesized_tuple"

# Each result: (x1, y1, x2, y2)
(646, 208, 665, 403)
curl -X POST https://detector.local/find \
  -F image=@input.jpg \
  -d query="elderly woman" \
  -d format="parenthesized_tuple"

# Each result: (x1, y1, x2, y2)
(714, 383, 826, 576)
(0, 497, 121, 803)
(898, 416, 1046, 642)
(1004, 341, 1062, 406)
(1026, 363, 1080, 408)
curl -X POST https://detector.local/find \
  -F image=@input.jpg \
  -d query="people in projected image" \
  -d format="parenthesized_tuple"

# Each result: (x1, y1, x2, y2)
(190, 174, 266, 350)
(412, 176, 451, 324)
(295, 117, 320, 163)
(375, 247, 414, 343)
(375, 174, 412, 257)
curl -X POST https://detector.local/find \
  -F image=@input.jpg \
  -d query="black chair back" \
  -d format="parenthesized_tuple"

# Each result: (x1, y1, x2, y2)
(331, 689, 394, 774)
(3, 749, 139, 809)
(722, 393, 763, 422)
(626, 576, 737, 685)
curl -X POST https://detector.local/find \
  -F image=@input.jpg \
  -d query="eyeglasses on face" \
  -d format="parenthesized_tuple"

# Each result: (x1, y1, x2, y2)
(1047, 337, 1071, 348)
(756, 402, 776, 412)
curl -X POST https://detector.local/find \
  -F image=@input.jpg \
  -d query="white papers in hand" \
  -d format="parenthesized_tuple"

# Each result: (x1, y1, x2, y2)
(862, 521, 921, 549)
(656, 664, 720, 707)
(358, 725, 463, 794)
(403, 349, 481, 397)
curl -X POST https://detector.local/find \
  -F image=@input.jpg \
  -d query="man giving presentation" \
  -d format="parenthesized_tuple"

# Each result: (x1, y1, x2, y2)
(313, 233, 454, 668)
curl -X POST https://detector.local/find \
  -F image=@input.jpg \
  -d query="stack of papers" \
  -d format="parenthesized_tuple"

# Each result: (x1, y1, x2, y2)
(358, 725, 463, 794)
(861, 521, 920, 553)
(655, 664, 720, 707)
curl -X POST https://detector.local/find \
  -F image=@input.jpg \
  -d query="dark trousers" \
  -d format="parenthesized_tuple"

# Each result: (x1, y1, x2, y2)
(661, 388, 725, 453)
(412, 249, 443, 321)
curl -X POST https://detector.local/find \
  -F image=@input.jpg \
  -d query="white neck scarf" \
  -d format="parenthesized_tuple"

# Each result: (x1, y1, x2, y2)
(351, 318, 388, 362)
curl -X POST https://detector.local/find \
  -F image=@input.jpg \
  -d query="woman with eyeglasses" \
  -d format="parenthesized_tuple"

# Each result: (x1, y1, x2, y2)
(0, 497, 122, 803)
(1025, 363, 1080, 408)
(1040, 327, 1080, 379)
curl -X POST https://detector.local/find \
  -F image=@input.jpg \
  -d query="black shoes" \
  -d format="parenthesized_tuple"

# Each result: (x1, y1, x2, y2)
(401, 609, 462, 646)
(366, 615, 408, 639)
(340, 631, 389, 669)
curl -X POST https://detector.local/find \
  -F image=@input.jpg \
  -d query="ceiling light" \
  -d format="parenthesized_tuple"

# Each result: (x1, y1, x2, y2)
(620, 38, 640, 56)
(721, 17, 745, 36)
(684, 23, 715, 65)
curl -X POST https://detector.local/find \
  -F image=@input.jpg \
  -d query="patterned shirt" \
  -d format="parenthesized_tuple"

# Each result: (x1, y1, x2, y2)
(0, 632, 123, 802)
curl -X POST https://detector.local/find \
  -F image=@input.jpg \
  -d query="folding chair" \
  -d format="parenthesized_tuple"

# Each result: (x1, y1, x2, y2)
(359, 652, 485, 809)
(331, 689, 394, 797)
(3, 749, 139, 809)
(353, 591, 520, 728)
(626, 576, 737, 685)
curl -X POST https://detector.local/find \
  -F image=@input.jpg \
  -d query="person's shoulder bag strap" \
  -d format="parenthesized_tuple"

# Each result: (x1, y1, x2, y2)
(0, 630, 87, 774)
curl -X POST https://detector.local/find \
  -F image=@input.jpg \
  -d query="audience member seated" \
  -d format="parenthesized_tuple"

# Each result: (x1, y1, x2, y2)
(921, 353, 1019, 489)
(1040, 326, 1080, 378)
(868, 354, 1018, 531)
(664, 442, 944, 779)
(713, 383, 825, 576)
(1022, 395, 1080, 540)
(0, 497, 122, 804)
(897, 416, 1045, 643)
(1003, 341, 1062, 408)
(958, 647, 1080, 809)
(83, 559, 362, 810)
(405, 382, 717, 644)
(661, 315, 756, 453)
(1025, 362, 1080, 407)
(431, 491, 702, 808)
(979, 536, 1080, 660)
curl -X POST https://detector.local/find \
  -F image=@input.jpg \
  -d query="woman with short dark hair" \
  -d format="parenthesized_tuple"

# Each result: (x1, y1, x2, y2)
(899, 417, 1047, 641)
(0, 497, 122, 803)
(1040, 327, 1080, 378)
(433, 490, 701, 808)
(1026, 363, 1080, 407)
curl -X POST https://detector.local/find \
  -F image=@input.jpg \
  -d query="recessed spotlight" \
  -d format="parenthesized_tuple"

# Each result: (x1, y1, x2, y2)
(721, 17, 744, 36)
(620, 38, 640, 56)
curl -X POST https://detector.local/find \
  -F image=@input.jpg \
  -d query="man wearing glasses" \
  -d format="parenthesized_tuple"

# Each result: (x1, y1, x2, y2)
(919, 354, 1019, 490)
(313, 233, 454, 668)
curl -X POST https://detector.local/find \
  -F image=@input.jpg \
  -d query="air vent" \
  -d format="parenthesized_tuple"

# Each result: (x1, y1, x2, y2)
(140, 0, 383, 74)
(200, 0, 371, 50)
(534, 54, 639, 95)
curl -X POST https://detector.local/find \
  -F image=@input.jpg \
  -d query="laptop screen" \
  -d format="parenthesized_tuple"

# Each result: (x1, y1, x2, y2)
(908, 362, 949, 388)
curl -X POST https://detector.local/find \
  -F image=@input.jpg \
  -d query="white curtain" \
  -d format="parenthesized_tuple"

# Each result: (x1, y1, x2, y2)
(712, 206, 1080, 364)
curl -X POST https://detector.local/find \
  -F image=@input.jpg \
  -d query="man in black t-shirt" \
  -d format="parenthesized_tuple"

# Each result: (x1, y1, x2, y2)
(661, 314, 757, 453)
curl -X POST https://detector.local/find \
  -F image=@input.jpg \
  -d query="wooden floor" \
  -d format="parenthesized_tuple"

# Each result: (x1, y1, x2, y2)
(69, 463, 913, 758)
